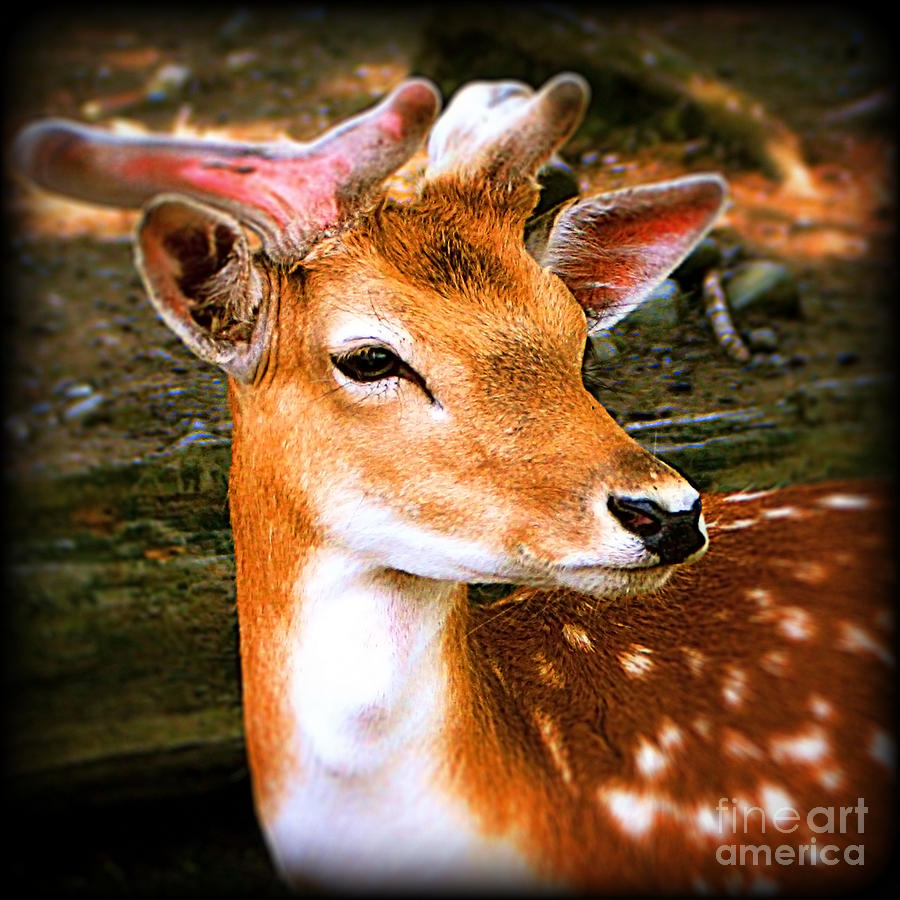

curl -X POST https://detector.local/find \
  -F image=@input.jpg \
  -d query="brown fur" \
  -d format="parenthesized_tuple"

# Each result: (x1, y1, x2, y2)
(448, 482, 893, 891)
(225, 172, 893, 890)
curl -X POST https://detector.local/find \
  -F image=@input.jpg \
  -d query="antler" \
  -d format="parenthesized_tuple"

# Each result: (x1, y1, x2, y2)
(13, 79, 441, 259)
(425, 74, 727, 337)
(426, 72, 590, 183)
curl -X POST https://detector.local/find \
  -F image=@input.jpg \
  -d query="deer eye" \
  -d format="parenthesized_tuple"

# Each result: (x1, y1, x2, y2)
(331, 345, 402, 382)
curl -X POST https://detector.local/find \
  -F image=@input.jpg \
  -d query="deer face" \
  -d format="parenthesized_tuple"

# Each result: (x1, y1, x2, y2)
(14, 74, 724, 597)
(240, 179, 708, 596)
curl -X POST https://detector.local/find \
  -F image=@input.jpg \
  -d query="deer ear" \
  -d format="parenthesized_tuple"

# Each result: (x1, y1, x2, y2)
(135, 195, 269, 383)
(533, 174, 727, 334)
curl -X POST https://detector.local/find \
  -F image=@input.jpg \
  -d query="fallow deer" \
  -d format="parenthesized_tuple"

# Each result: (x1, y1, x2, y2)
(13, 74, 894, 894)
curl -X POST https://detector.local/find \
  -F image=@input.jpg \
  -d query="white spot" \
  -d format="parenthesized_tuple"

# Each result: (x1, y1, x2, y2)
(635, 737, 668, 778)
(777, 606, 816, 642)
(722, 666, 748, 708)
(694, 805, 723, 836)
(619, 644, 655, 678)
(600, 787, 704, 844)
(808, 694, 834, 721)
(762, 506, 799, 520)
(575, 598, 598, 618)
(746, 587, 774, 607)
(602, 789, 657, 836)
(869, 729, 896, 769)
(724, 490, 775, 503)
(792, 561, 829, 584)
(759, 650, 789, 677)
(818, 493, 871, 510)
(692, 716, 712, 738)
(817, 767, 845, 791)
(561, 622, 594, 652)
(681, 646, 707, 676)
(534, 709, 573, 785)
(769, 725, 829, 765)
(759, 785, 797, 831)
(838, 621, 894, 666)
(719, 517, 758, 531)
(723, 729, 764, 761)
(658, 720, 684, 750)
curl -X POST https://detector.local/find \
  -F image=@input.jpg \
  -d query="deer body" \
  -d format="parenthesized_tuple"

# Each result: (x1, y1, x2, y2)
(13, 75, 893, 893)
(233, 399, 893, 893)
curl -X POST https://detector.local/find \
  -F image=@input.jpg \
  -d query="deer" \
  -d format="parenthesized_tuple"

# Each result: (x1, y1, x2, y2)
(12, 73, 894, 894)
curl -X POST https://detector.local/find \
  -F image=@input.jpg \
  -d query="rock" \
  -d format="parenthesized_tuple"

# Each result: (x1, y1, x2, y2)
(144, 64, 192, 103)
(62, 393, 105, 422)
(224, 49, 258, 71)
(724, 261, 800, 318)
(588, 335, 619, 363)
(745, 327, 779, 352)
(748, 352, 790, 372)
(620, 279, 681, 330)
(62, 382, 95, 400)
(672, 236, 722, 285)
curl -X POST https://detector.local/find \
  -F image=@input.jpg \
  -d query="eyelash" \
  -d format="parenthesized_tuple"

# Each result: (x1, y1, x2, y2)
(331, 345, 403, 383)
(330, 343, 438, 405)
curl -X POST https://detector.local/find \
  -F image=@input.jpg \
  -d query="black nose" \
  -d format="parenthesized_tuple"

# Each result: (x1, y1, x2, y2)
(607, 495, 706, 564)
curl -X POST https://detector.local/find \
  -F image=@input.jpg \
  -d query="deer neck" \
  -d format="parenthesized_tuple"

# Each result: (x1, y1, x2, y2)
(228, 414, 540, 888)
(285, 549, 461, 781)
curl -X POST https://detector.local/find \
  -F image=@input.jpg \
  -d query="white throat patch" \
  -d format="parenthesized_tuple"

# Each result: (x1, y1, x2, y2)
(263, 548, 537, 890)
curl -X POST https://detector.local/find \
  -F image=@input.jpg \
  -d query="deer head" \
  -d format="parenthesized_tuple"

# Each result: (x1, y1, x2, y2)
(13, 74, 725, 601)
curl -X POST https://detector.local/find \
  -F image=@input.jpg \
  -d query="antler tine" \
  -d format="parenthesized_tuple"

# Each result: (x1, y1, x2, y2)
(426, 72, 590, 183)
(13, 78, 441, 259)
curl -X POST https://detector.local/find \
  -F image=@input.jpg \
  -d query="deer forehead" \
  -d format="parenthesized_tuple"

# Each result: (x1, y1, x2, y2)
(302, 207, 588, 379)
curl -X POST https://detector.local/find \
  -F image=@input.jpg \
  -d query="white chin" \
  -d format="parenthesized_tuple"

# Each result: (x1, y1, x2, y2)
(557, 563, 676, 597)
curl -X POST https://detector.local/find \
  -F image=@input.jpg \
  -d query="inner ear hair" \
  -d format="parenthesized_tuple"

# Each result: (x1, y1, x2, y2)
(164, 217, 256, 340)
(135, 194, 267, 382)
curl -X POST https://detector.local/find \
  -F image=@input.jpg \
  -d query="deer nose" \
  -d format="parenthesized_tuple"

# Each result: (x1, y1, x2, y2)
(607, 495, 706, 564)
